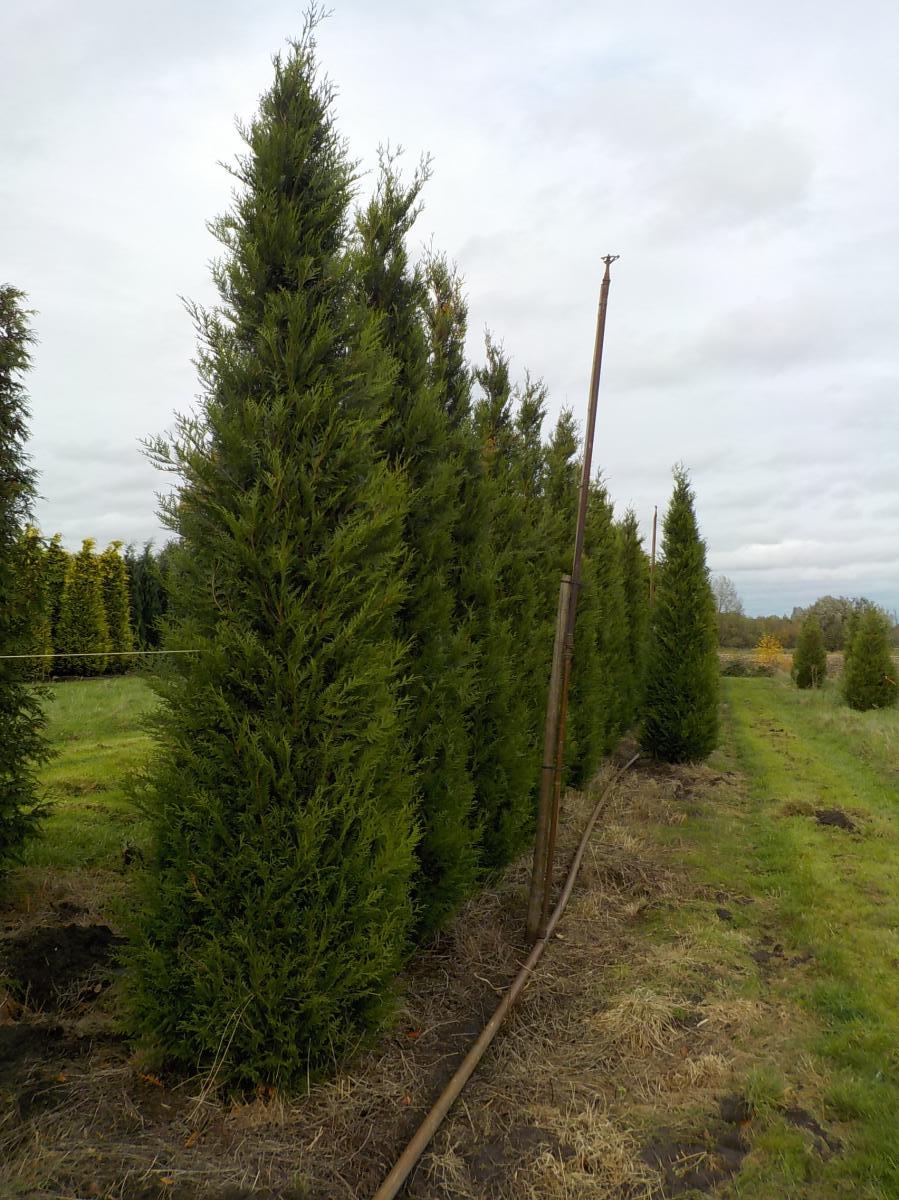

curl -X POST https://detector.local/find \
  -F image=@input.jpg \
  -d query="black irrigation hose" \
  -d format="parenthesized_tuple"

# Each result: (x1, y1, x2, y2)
(370, 752, 640, 1200)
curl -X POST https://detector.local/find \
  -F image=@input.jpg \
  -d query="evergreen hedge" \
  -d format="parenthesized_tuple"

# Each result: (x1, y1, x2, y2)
(618, 508, 650, 725)
(44, 532, 69, 648)
(99, 541, 134, 671)
(56, 538, 110, 676)
(12, 527, 52, 680)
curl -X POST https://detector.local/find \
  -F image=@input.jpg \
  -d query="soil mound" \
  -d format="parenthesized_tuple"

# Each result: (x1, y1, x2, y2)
(3, 922, 126, 1010)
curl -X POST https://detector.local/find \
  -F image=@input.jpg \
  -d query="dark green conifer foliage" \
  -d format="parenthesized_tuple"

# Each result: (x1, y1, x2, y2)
(0, 286, 48, 871)
(570, 484, 632, 782)
(842, 608, 897, 711)
(423, 255, 472, 435)
(641, 468, 718, 762)
(12, 527, 53, 680)
(422, 255, 493, 853)
(354, 163, 477, 938)
(99, 541, 134, 672)
(510, 377, 553, 779)
(538, 410, 580, 770)
(127, 542, 170, 649)
(56, 539, 110, 676)
(617, 508, 650, 725)
(44, 533, 69, 646)
(126, 32, 418, 1088)
(470, 337, 537, 868)
(792, 615, 827, 689)
(592, 488, 634, 746)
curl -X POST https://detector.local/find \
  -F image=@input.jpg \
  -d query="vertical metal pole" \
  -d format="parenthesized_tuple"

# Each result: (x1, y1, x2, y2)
(566, 255, 618, 634)
(649, 504, 658, 605)
(526, 575, 571, 943)
(527, 254, 618, 942)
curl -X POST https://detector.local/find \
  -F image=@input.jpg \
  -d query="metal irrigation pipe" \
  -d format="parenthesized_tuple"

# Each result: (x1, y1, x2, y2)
(370, 752, 640, 1200)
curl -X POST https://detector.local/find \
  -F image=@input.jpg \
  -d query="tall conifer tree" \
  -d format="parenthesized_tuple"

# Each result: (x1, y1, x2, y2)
(12, 527, 53, 680)
(570, 484, 631, 781)
(126, 31, 418, 1087)
(56, 539, 110, 676)
(354, 162, 477, 938)
(128, 542, 169, 649)
(471, 337, 539, 867)
(0, 286, 48, 870)
(792, 614, 827, 689)
(641, 468, 718, 762)
(618, 508, 650, 725)
(842, 608, 897, 711)
(99, 541, 134, 672)
(44, 532, 69, 647)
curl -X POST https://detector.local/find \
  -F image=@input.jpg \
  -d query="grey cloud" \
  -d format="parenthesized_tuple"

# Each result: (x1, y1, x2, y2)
(2, 0, 897, 616)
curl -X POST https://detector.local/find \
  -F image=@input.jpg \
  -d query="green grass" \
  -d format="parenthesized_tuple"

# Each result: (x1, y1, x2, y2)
(25, 675, 157, 871)
(700, 679, 899, 1197)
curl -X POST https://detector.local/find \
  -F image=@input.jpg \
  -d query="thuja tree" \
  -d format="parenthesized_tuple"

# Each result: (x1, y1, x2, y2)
(510, 377, 554, 786)
(641, 468, 718, 762)
(12, 527, 52, 680)
(44, 533, 69, 646)
(56, 539, 110, 676)
(0, 286, 48, 871)
(618, 508, 649, 726)
(539, 410, 582, 773)
(570, 483, 632, 782)
(354, 162, 478, 938)
(127, 543, 168, 649)
(126, 33, 418, 1088)
(842, 608, 897, 711)
(423, 254, 492, 856)
(99, 541, 134, 671)
(792, 614, 827, 689)
(471, 336, 540, 868)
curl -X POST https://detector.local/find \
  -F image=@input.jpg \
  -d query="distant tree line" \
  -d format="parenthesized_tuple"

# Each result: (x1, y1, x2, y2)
(713, 578, 899, 650)
(8, 530, 172, 678)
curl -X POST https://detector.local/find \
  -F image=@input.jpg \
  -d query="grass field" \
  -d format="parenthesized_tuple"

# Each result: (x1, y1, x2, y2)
(659, 677, 899, 1197)
(24, 675, 156, 873)
(3, 674, 899, 1198)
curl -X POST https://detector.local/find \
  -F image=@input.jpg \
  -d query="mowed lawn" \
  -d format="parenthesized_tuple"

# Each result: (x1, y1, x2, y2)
(696, 678, 899, 1196)
(25, 675, 157, 872)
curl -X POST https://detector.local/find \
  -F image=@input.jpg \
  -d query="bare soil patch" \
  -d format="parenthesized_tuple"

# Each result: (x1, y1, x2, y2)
(814, 807, 858, 833)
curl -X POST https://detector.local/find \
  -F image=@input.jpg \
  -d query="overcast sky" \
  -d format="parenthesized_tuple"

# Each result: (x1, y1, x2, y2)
(3, 1, 897, 616)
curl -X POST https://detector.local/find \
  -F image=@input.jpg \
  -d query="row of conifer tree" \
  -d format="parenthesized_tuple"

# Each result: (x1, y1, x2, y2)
(121, 32, 721, 1088)
(1, 25, 722, 1091)
(9, 532, 171, 676)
